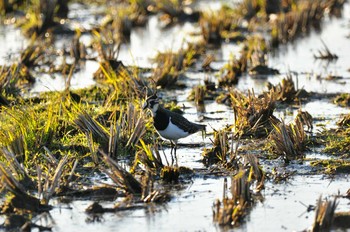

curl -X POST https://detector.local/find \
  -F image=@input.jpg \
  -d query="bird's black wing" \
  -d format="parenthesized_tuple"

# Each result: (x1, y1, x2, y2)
(163, 108, 206, 134)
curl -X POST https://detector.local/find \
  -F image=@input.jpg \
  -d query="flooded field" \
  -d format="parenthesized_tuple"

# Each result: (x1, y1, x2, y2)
(1, 0, 350, 231)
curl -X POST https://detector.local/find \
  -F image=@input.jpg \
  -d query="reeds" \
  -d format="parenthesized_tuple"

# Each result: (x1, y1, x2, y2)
(267, 117, 308, 162)
(213, 171, 252, 227)
(202, 128, 231, 166)
(133, 139, 164, 173)
(267, 73, 300, 103)
(270, 0, 324, 46)
(133, 139, 180, 182)
(218, 55, 246, 87)
(199, 5, 241, 44)
(15, 0, 63, 36)
(333, 93, 350, 107)
(74, 103, 146, 156)
(213, 152, 265, 227)
(311, 196, 338, 232)
(100, 151, 142, 194)
(152, 46, 197, 88)
(314, 40, 338, 60)
(230, 89, 277, 138)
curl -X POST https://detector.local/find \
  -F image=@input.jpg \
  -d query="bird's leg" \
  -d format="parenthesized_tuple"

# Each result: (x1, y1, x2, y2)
(174, 140, 178, 167)
(170, 140, 175, 165)
(160, 140, 170, 166)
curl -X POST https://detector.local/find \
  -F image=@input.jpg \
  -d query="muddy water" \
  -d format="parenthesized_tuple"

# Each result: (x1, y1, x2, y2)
(1, 2, 350, 232)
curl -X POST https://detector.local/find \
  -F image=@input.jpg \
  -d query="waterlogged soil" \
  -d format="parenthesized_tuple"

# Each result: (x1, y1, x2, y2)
(1, 2, 350, 232)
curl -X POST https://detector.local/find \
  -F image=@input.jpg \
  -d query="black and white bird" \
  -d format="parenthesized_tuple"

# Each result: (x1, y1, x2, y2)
(142, 94, 206, 157)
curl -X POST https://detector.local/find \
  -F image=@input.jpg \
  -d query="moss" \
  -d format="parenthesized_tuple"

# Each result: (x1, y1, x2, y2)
(333, 93, 350, 107)
(310, 159, 350, 174)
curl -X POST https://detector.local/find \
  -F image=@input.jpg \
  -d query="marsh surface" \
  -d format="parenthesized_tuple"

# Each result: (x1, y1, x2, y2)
(1, 1, 350, 232)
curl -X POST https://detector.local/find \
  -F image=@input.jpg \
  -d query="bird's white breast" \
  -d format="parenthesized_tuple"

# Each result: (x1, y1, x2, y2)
(157, 117, 189, 141)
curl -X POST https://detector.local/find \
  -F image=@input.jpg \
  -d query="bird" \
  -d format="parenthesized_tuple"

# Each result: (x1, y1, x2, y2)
(142, 94, 206, 161)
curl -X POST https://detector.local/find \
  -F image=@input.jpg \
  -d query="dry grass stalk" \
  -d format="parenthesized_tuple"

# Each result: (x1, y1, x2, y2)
(100, 150, 142, 194)
(133, 139, 164, 173)
(230, 89, 277, 138)
(74, 112, 109, 149)
(120, 103, 146, 148)
(151, 47, 195, 88)
(213, 170, 252, 227)
(202, 129, 230, 166)
(0, 146, 26, 179)
(267, 74, 300, 103)
(0, 162, 52, 213)
(245, 154, 265, 191)
(314, 39, 338, 60)
(41, 155, 69, 204)
(268, 118, 307, 162)
(270, 0, 324, 46)
(295, 109, 313, 132)
(218, 54, 247, 87)
(0, 162, 27, 195)
(199, 6, 240, 44)
(141, 172, 170, 203)
(311, 196, 338, 232)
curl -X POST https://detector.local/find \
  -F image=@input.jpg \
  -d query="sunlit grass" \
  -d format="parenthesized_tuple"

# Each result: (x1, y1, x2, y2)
(230, 89, 277, 138)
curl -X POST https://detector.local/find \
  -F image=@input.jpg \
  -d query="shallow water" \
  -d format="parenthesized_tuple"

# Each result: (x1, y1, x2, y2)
(1, 2, 350, 232)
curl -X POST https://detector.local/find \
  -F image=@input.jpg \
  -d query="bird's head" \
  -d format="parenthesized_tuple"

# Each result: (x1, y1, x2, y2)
(142, 94, 159, 116)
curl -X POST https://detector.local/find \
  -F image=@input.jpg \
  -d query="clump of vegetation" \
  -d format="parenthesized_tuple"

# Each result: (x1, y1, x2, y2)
(270, 0, 346, 47)
(310, 159, 350, 174)
(229, 89, 278, 138)
(270, 0, 324, 46)
(74, 103, 146, 157)
(267, 117, 309, 162)
(267, 74, 301, 103)
(333, 93, 350, 107)
(151, 46, 197, 88)
(133, 139, 180, 182)
(337, 114, 350, 128)
(311, 196, 338, 232)
(188, 83, 219, 109)
(213, 160, 264, 228)
(193, 85, 205, 105)
(314, 40, 338, 60)
(236, 0, 267, 20)
(100, 151, 142, 194)
(321, 114, 350, 157)
(245, 36, 279, 76)
(218, 54, 247, 87)
(199, 5, 243, 44)
(153, 0, 200, 27)
(1, 64, 27, 99)
(99, 2, 148, 42)
(213, 174, 251, 227)
(15, 0, 69, 36)
(333, 211, 350, 230)
(202, 128, 231, 167)
(93, 58, 147, 102)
